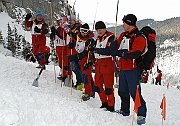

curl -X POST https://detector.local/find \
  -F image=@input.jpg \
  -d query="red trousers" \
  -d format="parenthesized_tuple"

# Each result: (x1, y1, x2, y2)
(33, 44, 46, 66)
(94, 57, 114, 106)
(56, 46, 68, 77)
(80, 58, 93, 94)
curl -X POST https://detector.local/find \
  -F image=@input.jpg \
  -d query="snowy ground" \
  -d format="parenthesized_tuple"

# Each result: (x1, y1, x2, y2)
(0, 52, 180, 126)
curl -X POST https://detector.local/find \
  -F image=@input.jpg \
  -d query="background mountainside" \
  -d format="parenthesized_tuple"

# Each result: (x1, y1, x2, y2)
(108, 17, 180, 45)
(0, 0, 71, 25)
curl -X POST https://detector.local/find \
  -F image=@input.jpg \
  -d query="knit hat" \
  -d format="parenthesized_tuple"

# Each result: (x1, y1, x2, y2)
(36, 10, 43, 17)
(122, 14, 137, 26)
(81, 23, 89, 30)
(95, 21, 106, 30)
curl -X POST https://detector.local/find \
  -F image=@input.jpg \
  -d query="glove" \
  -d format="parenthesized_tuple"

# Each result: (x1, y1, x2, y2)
(110, 40, 118, 50)
(51, 26, 56, 34)
(68, 55, 78, 62)
(83, 61, 93, 70)
(25, 13, 32, 20)
(88, 44, 96, 52)
(68, 42, 74, 49)
(111, 50, 118, 57)
(118, 49, 128, 60)
(34, 26, 41, 33)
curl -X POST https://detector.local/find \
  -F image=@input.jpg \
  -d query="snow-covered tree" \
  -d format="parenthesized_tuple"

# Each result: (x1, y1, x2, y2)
(6, 22, 16, 57)
(13, 26, 22, 57)
(0, 31, 4, 45)
(22, 36, 31, 59)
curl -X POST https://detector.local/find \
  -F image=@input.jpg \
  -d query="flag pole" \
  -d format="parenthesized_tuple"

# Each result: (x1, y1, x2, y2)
(113, 0, 119, 102)
(49, 0, 56, 83)
(161, 93, 165, 126)
(132, 112, 135, 126)
(132, 85, 141, 125)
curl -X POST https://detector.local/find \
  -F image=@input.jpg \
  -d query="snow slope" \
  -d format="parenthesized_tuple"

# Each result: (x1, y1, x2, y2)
(0, 53, 180, 126)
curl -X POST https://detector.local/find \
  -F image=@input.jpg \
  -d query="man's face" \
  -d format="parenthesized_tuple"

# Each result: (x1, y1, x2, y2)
(96, 28, 106, 37)
(122, 22, 132, 32)
(36, 15, 43, 21)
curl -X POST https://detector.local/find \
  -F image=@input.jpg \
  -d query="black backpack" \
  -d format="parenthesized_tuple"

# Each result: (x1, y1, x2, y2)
(136, 26, 156, 71)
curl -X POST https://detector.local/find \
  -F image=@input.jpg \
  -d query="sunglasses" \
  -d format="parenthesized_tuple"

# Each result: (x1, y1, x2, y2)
(80, 28, 89, 34)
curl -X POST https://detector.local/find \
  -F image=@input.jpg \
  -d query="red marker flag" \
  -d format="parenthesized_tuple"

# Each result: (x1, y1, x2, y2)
(160, 95, 166, 120)
(134, 85, 141, 114)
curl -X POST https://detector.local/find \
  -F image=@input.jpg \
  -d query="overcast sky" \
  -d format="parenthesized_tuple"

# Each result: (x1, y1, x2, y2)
(70, 0, 180, 24)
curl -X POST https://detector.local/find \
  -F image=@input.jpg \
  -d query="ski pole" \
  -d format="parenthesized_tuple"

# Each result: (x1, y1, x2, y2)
(49, 0, 56, 83)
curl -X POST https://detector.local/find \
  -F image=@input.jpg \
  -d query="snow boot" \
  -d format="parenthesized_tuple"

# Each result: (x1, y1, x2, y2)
(107, 105, 114, 112)
(100, 102, 108, 109)
(36, 65, 46, 70)
(57, 76, 67, 82)
(73, 82, 84, 91)
(116, 109, 130, 116)
(137, 116, 146, 125)
(82, 94, 90, 101)
(90, 92, 95, 98)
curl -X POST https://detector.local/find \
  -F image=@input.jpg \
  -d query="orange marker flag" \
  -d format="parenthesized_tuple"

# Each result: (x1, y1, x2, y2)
(160, 95, 166, 120)
(134, 85, 141, 114)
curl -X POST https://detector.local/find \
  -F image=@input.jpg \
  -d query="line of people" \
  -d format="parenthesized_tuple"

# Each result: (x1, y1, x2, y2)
(25, 10, 147, 125)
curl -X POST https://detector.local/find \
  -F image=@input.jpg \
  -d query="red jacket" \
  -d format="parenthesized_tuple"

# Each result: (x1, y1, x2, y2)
(156, 72, 162, 80)
(117, 27, 146, 70)
(25, 19, 49, 45)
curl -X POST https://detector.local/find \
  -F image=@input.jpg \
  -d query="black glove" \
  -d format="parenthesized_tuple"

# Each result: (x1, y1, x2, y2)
(110, 40, 118, 50)
(68, 42, 74, 49)
(25, 13, 32, 20)
(34, 26, 41, 33)
(83, 61, 93, 70)
(51, 26, 56, 34)
(88, 42, 96, 52)
(118, 49, 128, 60)
(68, 55, 78, 62)
(111, 50, 118, 57)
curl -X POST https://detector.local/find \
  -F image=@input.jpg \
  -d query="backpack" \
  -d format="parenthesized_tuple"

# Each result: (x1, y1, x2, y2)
(136, 26, 156, 71)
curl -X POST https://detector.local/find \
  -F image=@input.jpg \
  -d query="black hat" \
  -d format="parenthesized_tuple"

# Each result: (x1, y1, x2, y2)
(81, 23, 89, 30)
(122, 14, 137, 26)
(95, 21, 106, 30)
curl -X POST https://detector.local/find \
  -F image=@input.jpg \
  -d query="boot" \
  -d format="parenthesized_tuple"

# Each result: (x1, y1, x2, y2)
(36, 65, 46, 70)
(90, 92, 95, 98)
(73, 82, 84, 91)
(137, 116, 146, 125)
(36, 64, 42, 68)
(82, 94, 90, 101)
(107, 105, 114, 112)
(57, 76, 67, 82)
(100, 102, 108, 109)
